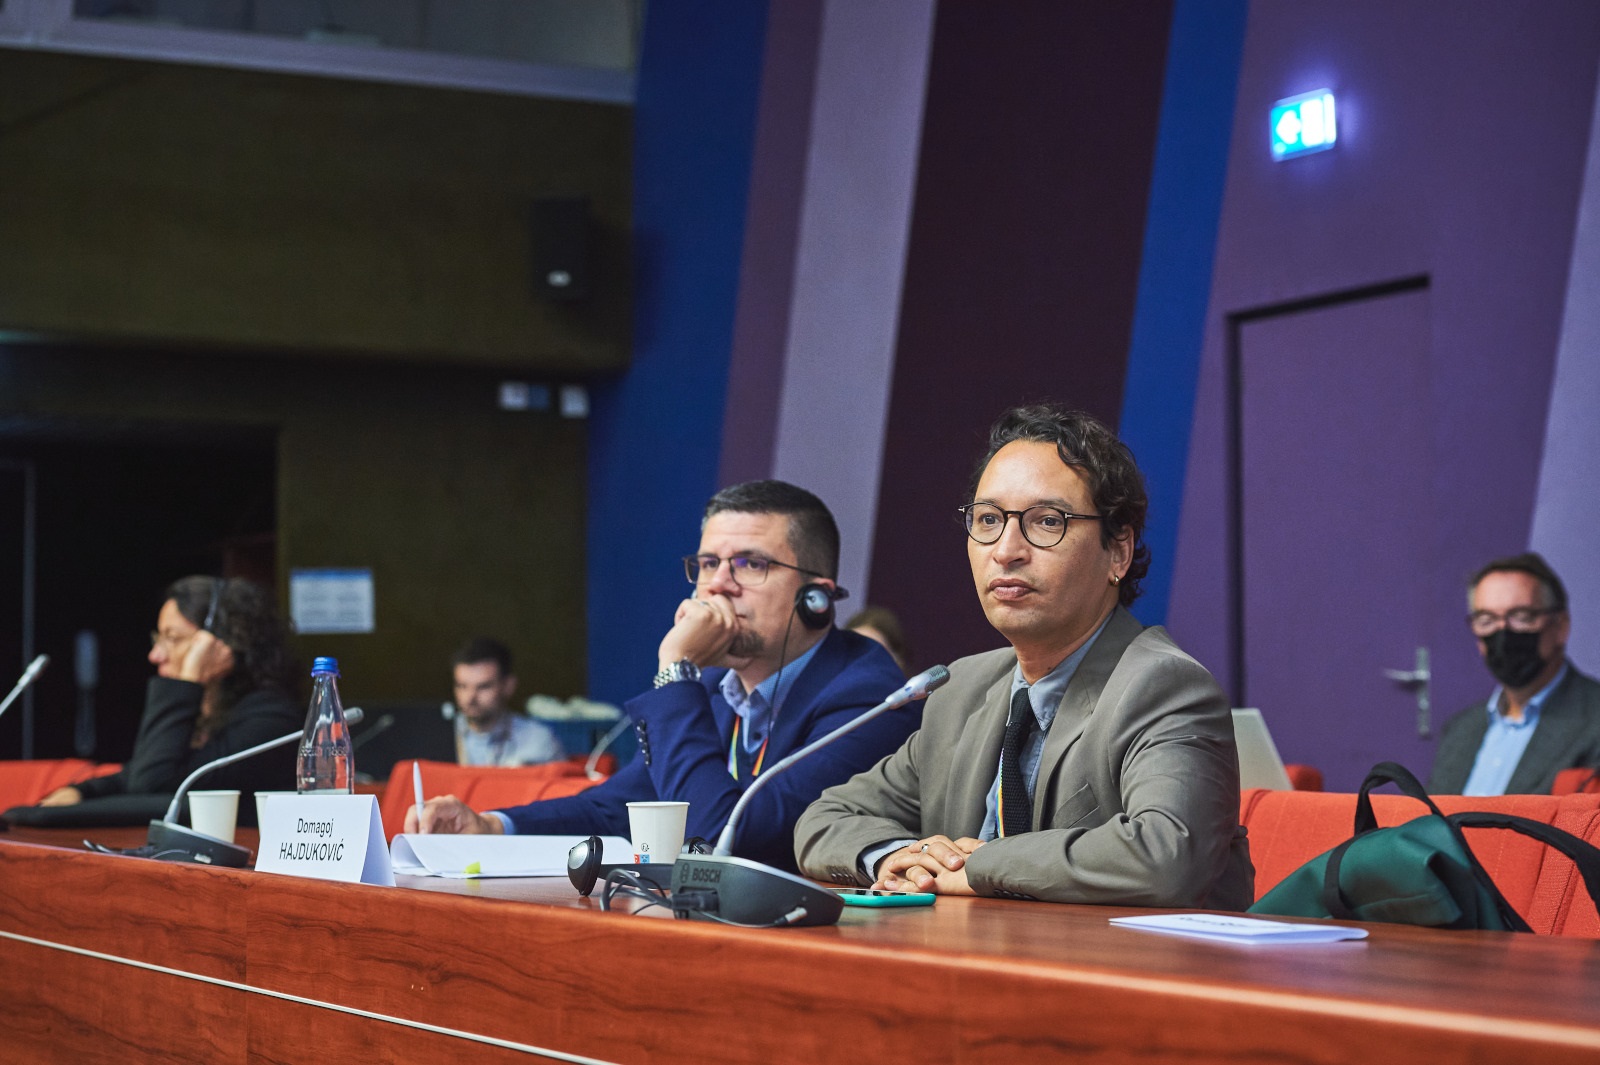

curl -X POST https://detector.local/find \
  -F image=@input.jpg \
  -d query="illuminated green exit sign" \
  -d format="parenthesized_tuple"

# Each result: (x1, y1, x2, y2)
(1271, 90, 1337, 160)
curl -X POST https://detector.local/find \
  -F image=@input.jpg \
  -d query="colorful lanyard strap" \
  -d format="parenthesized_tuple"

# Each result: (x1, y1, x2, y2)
(728, 716, 773, 780)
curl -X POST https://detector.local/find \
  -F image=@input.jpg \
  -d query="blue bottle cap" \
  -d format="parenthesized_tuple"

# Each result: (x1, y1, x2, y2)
(310, 656, 340, 676)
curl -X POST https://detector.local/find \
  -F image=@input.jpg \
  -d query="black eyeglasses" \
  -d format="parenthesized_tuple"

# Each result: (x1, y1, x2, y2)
(683, 554, 824, 587)
(1467, 606, 1559, 637)
(957, 503, 1103, 549)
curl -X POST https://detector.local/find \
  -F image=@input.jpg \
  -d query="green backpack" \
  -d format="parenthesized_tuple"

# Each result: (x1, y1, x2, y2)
(1249, 761, 1600, 931)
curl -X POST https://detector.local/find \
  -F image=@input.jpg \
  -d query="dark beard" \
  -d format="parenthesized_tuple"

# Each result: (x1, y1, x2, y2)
(727, 629, 766, 660)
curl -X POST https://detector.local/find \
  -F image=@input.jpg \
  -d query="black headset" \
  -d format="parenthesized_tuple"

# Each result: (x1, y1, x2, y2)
(566, 834, 712, 896)
(794, 582, 849, 631)
(202, 577, 227, 633)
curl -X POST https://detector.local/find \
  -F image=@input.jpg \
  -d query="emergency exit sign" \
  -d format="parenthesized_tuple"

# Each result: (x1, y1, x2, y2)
(1271, 90, 1337, 160)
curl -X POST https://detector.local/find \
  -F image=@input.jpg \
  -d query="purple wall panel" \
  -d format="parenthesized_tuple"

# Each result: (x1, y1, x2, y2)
(718, 1, 823, 487)
(868, 0, 1174, 672)
(1169, 1, 1600, 781)
(1533, 77, 1600, 675)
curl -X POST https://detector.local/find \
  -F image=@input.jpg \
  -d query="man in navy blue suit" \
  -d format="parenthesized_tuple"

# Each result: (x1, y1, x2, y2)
(407, 481, 913, 872)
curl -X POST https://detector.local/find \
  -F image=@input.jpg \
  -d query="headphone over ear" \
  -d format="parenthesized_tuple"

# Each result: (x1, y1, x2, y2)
(203, 578, 227, 633)
(794, 582, 849, 631)
(565, 834, 709, 896)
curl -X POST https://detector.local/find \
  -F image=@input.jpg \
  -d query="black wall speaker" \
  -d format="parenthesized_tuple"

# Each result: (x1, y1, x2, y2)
(530, 196, 592, 302)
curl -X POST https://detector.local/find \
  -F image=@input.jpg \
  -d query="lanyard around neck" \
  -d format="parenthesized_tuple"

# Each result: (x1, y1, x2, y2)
(727, 716, 772, 779)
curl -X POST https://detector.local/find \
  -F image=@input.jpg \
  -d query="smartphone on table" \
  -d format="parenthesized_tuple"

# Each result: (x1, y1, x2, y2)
(834, 887, 936, 907)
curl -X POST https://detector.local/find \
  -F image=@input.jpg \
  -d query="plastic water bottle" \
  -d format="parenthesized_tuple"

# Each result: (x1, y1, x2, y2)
(296, 656, 354, 794)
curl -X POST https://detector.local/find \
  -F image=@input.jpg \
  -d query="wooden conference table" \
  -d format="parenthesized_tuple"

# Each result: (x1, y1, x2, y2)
(1, 826, 1599, 1064)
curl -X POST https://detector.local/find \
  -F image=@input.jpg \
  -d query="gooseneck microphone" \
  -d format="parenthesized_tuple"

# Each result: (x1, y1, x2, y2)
(0, 654, 49, 722)
(143, 707, 364, 867)
(670, 666, 949, 927)
(714, 665, 949, 855)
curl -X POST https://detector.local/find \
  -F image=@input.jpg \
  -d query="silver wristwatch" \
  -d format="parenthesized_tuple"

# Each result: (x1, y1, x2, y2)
(653, 658, 701, 688)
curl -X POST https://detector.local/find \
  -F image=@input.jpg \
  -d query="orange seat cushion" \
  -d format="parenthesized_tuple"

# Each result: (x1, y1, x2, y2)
(381, 758, 606, 840)
(1240, 788, 1600, 935)
(0, 759, 121, 811)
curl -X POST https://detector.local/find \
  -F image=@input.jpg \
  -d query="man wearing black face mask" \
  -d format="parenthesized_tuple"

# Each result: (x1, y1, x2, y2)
(1428, 553, 1600, 795)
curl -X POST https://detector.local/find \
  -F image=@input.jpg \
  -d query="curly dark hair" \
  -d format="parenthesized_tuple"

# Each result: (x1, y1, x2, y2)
(166, 576, 299, 711)
(970, 405, 1151, 607)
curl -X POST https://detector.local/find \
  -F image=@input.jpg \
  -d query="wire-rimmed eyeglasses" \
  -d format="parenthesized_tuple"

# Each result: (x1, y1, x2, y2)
(957, 503, 1104, 549)
(1467, 606, 1560, 638)
(683, 554, 825, 587)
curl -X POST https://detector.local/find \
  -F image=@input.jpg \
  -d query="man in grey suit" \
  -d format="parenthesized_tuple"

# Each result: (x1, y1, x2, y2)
(1428, 553, 1600, 795)
(795, 405, 1254, 908)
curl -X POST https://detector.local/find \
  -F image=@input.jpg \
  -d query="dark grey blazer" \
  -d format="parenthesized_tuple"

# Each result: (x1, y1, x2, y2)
(794, 607, 1255, 909)
(1427, 664, 1600, 794)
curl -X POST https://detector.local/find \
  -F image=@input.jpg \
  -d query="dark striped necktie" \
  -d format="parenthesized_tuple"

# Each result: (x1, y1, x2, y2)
(999, 686, 1036, 837)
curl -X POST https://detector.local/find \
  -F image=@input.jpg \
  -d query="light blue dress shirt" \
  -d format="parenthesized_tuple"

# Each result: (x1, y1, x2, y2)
(1461, 662, 1569, 796)
(720, 638, 824, 771)
(860, 616, 1109, 877)
(977, 623, 1103, 840)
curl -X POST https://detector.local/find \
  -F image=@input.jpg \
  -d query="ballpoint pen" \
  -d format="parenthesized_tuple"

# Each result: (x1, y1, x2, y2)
(413, 762, 426, 834)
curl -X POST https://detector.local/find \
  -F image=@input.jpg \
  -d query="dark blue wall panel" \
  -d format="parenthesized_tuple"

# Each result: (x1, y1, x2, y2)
(586, 2, 769, 706)
(1119, 0, 1248, 627)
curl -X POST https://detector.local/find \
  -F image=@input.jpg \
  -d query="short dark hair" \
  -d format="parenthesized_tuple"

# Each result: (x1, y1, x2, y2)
(971, 405, 1151, 607)
(452, 636, 514, 677)
(166, 576, 298, 709)
(1470, 552, 1568, 612)
(703, 480, 840, 579)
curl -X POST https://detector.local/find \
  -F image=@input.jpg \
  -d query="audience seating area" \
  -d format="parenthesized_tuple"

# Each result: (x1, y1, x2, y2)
(1240, 787, 1600, 937)
(0, 759, 121, 812)
(378, 757, 610, 839)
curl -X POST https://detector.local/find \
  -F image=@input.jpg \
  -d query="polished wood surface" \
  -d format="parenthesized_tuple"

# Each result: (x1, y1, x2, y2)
(2, 828, 1599, 1064)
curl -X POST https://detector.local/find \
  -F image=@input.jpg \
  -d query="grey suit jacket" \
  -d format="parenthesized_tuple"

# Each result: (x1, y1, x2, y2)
(1427, 664, 1600, 794)
(795, 607, 1255, 909)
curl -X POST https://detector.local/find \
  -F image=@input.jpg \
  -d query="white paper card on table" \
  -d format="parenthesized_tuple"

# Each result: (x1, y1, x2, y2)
(1110, 913, 1369, 945)
(391, 834, 632, 878)
(255, 793, 395, 886)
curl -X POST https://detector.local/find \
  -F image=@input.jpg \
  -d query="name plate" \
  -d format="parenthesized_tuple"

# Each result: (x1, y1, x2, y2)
(255, 794, 394, 886)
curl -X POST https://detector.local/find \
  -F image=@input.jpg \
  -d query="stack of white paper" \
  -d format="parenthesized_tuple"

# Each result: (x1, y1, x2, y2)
(391, 834, 632, 878)
(1110, 913, 1369, 945)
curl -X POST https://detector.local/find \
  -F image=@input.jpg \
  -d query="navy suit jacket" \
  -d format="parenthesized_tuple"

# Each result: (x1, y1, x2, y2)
(1428, 664, 1600, 794)
(498, 627, 913, 872)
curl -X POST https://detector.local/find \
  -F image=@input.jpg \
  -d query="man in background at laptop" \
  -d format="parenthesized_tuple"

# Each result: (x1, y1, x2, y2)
(1429, 553, 1600, 795)
(452, 637, 566, 768)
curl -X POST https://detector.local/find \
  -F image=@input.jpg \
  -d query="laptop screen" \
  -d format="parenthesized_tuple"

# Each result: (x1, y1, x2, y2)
(1232, 708, 1293, 791)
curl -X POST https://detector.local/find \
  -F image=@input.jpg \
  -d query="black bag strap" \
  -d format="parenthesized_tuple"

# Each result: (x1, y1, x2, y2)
(1353, 760, 1445, 834)
(1449, 811, 1600, 920)
(1319, 835, 1363, 921)
(1325, 762, 1529, 930)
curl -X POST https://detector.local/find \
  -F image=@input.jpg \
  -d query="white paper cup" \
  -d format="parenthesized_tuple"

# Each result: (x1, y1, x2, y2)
(626, 800, 689, 865)
(253, 790, 298, 828)
(189, 790, 241, 843)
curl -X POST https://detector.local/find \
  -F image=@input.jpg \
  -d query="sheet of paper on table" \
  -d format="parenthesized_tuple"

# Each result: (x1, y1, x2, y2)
(1110, 913, 1369, 945)
(391, 834, 632, 878)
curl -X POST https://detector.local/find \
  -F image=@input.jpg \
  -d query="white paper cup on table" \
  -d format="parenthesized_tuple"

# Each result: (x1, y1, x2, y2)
(188, 790, 241, 843)
(626, 801, 689, 864)
(253, 791, 297, 828)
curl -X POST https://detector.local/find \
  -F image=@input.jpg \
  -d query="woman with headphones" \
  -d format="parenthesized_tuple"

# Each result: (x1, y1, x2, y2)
(39, 576, 302, 813)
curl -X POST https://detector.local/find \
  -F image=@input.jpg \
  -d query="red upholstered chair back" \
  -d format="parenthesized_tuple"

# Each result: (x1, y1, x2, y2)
(1283, 763, 1324, 791)
(382, 758, 607, 840)
(1553, 767, 1600, 795)
(1239, 788, 1600, 936)
(0, 759, 121, 812)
